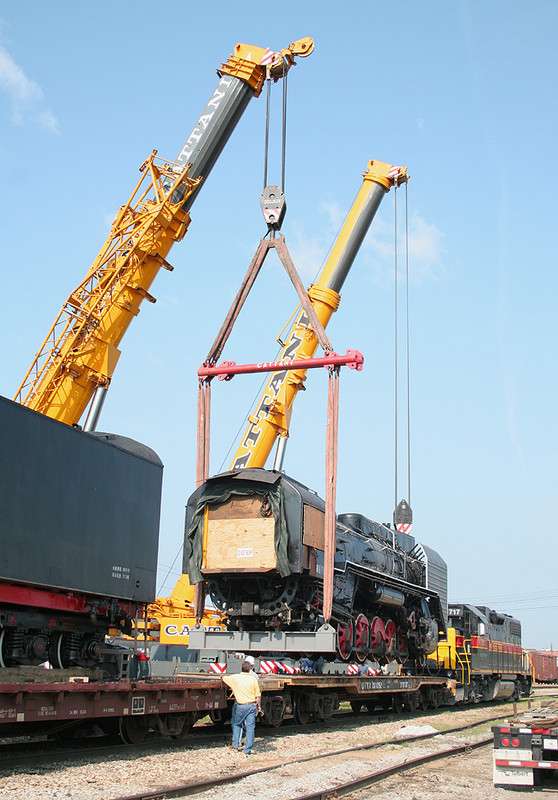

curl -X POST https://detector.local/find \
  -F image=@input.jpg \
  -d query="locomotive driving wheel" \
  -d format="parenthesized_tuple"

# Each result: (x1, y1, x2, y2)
(336, 617, 354, 661)
(354, 614, 370, 663)
(370, 616, 387, 656)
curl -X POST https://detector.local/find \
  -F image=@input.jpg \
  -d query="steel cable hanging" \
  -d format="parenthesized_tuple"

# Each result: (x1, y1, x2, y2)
(263, 58, 288, 193)
(263, 71, 271, 189)
(281, 61, 287, 191)
(405, 180, 411, 505)
(394, 184, 399, 513)
(393, 181, 412, 517)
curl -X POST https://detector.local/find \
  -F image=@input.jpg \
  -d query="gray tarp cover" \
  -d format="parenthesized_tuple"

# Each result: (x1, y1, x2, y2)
(186, 476, 291, 583)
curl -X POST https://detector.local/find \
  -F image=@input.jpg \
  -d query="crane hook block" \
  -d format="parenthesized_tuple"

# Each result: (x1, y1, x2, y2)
(261, 185, 286, 230)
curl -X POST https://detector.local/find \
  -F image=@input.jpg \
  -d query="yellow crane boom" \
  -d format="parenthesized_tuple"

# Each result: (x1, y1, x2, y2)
(14, 38, 313, 428)
(230, 160, 408, 470)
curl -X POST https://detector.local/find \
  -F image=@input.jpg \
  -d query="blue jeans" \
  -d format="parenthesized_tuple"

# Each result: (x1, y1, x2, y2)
(231, 701, 257, 753)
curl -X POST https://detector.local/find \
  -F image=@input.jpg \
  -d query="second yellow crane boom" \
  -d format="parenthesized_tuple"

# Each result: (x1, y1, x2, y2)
(230, 160, 408, 470)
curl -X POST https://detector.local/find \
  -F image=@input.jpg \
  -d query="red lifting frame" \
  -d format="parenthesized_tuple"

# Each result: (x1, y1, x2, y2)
(198, 349, 363, 381)
(192, 233, 364, 624)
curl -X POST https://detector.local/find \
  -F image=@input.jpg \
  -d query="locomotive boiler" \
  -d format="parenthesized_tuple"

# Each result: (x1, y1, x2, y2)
(185, 468, 447, 665)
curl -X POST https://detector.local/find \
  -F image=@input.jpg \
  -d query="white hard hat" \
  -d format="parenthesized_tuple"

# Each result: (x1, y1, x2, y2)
(245, 655, 255, 666)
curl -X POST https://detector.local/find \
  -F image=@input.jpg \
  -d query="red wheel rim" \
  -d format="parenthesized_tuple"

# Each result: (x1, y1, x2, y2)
(336, 618, 354, 661)
(385, 620, 397, 642)
(354, 614, 370, 663)
(370, 616, 386, 650)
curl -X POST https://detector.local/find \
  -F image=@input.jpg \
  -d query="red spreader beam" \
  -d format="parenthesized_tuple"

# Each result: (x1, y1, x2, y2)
(198, 349, 364, 381)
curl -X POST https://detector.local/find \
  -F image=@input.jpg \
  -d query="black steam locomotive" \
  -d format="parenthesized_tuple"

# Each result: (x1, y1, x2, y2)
(185, 469, 447, 665)
(0, 395, 162, 670)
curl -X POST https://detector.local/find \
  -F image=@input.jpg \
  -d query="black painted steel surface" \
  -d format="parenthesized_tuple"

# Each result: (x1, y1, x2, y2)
(0, 395, 162, 603)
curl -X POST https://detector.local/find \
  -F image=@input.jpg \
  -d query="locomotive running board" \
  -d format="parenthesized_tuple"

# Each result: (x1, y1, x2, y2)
(188, 624, 336, 653)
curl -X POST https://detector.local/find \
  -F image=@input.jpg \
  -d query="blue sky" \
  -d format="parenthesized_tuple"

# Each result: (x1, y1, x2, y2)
(1, 2, 556, 649)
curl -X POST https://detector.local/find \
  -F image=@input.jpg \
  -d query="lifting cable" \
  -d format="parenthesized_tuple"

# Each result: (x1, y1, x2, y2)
(394, 184, 399, 513)
(393, 182, 412, 513)
(263, 60, 288, 192)
(405, 180, 411, 507)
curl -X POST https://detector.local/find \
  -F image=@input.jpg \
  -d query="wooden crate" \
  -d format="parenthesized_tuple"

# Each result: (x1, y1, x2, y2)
(203, 497, 277, 573)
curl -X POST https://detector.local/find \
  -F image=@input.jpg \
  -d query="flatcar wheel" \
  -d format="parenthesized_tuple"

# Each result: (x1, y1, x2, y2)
(119, 716, 149, 744)
(392, 693, 404, 714)
(354, 614, 370, 663)
(170, 712, 196, 739)
(404, 691, 419, 712)
(261, 695, 285, 727)
(293, 694, 311, 725)
(336, 618, 354, 661)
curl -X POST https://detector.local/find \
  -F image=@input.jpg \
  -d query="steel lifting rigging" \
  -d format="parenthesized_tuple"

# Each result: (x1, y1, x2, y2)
(229, 162, 409, 473)
(14, 38, 313, 429)
(393, 179, 413, 535)
(191, 160, 408, 624)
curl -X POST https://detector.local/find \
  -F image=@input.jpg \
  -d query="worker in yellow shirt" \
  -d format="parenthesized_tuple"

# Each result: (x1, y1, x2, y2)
(222, 659, 261, 754)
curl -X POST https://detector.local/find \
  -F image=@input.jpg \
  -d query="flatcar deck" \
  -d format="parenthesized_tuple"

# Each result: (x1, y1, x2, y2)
(0, 675, 225, 738)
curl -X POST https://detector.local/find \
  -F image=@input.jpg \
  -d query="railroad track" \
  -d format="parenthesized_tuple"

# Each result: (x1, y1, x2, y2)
(108, 711, 515, 800)
(0, 707, 391, 771)
(0, 725, 230, 771)
(0, 697, 506, 771)
(1, 693, 553, 781)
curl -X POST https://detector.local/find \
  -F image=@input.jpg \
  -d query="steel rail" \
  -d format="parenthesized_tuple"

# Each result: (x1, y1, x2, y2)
(289, 737, 492, 800)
